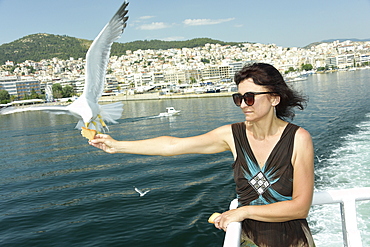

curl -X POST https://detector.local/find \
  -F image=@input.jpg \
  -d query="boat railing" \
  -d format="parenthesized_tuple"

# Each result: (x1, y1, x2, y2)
(222, 187, 370, 247)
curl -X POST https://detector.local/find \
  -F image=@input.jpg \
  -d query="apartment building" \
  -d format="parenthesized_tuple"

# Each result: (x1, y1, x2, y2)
(0, 76, 41, 99)
(326, 53, 370, 69)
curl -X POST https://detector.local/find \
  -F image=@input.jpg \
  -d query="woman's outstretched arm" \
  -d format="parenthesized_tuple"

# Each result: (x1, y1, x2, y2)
(89, 124, 236, 157)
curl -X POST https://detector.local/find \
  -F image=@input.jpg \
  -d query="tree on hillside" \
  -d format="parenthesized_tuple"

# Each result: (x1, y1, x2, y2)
(201, 58, 210, 63)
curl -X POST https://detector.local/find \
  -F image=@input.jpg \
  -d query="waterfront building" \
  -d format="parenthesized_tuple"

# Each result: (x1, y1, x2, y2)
(0, 76, 41, 99)
(134, 72, 153, 87)
(326, 54, 356, 69)
(0, 76, 18, 96)
(184, 69, 202, 84)
(105, 75, 119, 93)
(201, 65, 221, 83)
(163, 69, 186, 85)
(74, 77, 85, 95)
(227, 62, 244, 76)
(359, 54, 370, 65)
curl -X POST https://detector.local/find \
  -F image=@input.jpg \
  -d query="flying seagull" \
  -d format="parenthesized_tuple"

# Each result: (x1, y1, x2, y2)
(134, 186, 150, 197)
(1, 2, 129, 133)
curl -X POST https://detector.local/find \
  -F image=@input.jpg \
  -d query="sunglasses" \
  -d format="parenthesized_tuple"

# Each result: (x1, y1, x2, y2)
(232, 92, 277, 106)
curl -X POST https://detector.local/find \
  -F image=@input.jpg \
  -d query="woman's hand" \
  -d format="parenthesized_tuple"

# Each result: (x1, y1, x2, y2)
(213, 208, 246, 231)
(89, 134, 118, 154)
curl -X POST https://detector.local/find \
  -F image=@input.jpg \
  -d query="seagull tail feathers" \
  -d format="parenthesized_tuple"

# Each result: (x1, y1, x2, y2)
(73, 102, 123, 133)
(74, 120, 85, 130)
(100, 102, 124, 124)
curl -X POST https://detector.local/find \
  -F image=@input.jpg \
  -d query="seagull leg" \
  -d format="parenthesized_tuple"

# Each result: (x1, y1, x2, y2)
(97, 114, 109, 132)
(91, 121, 102, 134)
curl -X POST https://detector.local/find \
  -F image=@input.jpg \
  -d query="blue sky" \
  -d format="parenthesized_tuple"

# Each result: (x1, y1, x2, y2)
(0, 0, 370, 48)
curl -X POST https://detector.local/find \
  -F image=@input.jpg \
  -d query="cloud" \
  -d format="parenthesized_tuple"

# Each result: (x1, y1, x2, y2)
(137, 22, 171, 30)
(183, 18, 235, 26)
(139, 16, 155, 20)
(161, 36, 185, 41)
(132, 16, 155, 24)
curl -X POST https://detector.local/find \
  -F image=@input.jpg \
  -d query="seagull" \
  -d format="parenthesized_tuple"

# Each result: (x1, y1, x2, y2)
(67, 1, 128, 132)
(134, 186, 150, 197)
(1, 2, 129, 133)
(316, 155, 322, 163)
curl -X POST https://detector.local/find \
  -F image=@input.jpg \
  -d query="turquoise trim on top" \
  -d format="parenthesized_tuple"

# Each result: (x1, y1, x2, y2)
(241, 146, 292, 205)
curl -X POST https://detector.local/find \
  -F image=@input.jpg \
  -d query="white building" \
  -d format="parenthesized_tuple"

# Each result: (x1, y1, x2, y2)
(0, 76, 41, 99)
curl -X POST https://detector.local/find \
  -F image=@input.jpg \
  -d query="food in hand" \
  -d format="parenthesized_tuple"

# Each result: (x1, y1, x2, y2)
(81, 127, 97, 141)
(208, 212, 221, 224)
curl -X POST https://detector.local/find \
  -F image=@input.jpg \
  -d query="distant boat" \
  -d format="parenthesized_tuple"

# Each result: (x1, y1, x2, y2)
(286, 76, 308, 83)
(159, 107, 181, 117)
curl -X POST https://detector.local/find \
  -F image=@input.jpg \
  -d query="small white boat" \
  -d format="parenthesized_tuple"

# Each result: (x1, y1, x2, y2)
(159, 107, 181, 117)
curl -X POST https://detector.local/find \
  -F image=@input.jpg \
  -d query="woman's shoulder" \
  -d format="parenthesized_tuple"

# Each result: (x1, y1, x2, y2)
(281, 122, 312, 144)
(294, 125, 313, 144)
(210, 124, 236, 143)
(214, 123, 235, 133)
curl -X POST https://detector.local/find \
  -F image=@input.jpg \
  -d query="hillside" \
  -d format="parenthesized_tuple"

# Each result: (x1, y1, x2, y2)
(0, 33, 243, 65)
(304, 38, 370, 49)
(0, 34, 92, 65)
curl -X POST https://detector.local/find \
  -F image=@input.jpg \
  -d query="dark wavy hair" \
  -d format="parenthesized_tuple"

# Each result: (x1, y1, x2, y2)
(234, 63, 307, 120)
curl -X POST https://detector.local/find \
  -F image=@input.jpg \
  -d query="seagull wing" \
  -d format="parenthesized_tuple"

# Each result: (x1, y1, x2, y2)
(134, 187, 143, 195)
(83, 2, 129, 103)
(142, 190, 150, 196)
(0, 105, 69, 115)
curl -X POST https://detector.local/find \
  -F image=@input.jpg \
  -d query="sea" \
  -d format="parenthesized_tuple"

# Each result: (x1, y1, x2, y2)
(1, 69, 370, 247)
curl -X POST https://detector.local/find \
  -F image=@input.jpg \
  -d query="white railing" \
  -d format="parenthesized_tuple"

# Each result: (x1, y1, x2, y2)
(223, 187, 370, 247)
(223, 199, 242, 246)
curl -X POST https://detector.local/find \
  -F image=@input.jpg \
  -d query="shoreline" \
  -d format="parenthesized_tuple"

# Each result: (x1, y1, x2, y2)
(0, 92, 234, 113)
(97, 91, 233, 102)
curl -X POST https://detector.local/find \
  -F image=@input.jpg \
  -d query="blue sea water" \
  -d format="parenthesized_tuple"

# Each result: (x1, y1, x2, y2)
(1, 69, 370, 246)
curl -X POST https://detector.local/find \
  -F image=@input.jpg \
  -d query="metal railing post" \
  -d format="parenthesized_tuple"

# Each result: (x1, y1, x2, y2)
(223, 199, 241, 247)
(340, 199, 363, 247)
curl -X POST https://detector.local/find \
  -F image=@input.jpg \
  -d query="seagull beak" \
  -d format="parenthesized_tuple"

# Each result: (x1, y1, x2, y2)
(85, 122, 89, 128)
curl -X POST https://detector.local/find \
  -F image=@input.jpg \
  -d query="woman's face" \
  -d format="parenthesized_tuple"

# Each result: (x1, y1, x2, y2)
(237, 78, 279, 122)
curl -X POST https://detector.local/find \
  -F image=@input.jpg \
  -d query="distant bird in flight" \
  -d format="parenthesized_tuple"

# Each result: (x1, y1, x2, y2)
(1, 2, 129, 133)
(134, 186, 150, 197)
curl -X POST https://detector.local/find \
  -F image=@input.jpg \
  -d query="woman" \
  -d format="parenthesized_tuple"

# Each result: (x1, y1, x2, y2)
(89, 63, 315, 246)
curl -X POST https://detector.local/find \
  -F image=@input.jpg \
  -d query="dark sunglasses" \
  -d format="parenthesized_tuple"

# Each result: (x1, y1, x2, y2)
(232, 92, 277, 106)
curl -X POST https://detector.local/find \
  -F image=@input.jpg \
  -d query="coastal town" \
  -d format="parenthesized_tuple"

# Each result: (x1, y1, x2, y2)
(1, 39, 370, 103)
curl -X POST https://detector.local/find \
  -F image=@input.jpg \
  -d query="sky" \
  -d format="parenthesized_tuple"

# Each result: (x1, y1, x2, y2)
(0, 0, 370, 48)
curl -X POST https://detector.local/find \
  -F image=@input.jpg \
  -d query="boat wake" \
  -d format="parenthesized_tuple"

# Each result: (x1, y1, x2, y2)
(310, 113, 370, 246)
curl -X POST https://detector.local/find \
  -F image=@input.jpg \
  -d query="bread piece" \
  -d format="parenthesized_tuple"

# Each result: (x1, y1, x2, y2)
(81, 127, 97, 141)
(208, 212, 221, 224)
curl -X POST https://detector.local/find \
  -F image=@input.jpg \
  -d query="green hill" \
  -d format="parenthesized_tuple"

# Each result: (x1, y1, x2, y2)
(0, 33, 243, 65)
(0, 34, 92, 64)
